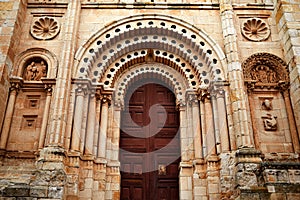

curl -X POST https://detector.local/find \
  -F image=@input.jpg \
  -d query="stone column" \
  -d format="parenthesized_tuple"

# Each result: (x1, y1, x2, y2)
(220, 0, 254, 148)
(282, 90, 300, 153)
(0, 80, 21, 150)
(39, 83, 54, 149)
(47, 0, 81, 147)
(211, 91, 221, 154)
(178, 102, 189, 162)
(216, 88, 230, 152)
(204, 94, 216, 156)
(188, 92, 203, 160)
(111, 104, 121, 161)
(97, 95, 111, 159)
(70, 84, 86, 152)
(93, 90, 101, 156)
(85, 90, 96, 155)
(199, 90, 208, 158)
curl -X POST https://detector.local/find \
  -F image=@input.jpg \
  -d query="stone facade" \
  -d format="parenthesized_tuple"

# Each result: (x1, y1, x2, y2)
(0, 0, 299, 199)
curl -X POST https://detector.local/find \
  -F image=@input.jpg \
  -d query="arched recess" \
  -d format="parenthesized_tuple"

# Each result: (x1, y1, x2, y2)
(242, 52, 300, 155)
(74, 14, 227, 86)
(70, 14, 231, 199)
(13, 48, 58, 79)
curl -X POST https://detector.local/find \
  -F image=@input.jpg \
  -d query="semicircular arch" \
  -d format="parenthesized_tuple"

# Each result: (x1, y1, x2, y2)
(114, 63, 189, 107)
(74, 14, 227, 89)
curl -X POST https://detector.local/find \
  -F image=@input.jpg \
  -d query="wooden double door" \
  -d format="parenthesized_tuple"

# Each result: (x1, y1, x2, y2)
(120, 83, 180, 200)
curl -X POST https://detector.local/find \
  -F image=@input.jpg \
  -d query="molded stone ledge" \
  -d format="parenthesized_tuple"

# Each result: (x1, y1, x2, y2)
(236, 148, 262, 163)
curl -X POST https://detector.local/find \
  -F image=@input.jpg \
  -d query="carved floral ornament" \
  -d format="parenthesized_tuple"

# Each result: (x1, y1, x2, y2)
(242, 53, 289, 90)
(241, 18, 270, 42)
(30, 17, 60, 40)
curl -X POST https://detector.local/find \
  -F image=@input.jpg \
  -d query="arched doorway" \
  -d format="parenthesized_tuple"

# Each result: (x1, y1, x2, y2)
(119, 82, 180, 200)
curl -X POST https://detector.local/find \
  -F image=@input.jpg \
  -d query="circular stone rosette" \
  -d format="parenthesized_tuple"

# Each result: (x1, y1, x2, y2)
(30, 17, 60, 40)
(241, 18, 270, 42)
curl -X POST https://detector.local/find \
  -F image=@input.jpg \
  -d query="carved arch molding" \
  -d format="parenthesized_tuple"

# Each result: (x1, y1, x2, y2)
(74, 14, 228, 104)
(242, 52, 289, 90)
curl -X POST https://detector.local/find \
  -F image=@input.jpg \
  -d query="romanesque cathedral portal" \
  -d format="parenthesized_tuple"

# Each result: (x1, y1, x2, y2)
(0, 0, 300, 199)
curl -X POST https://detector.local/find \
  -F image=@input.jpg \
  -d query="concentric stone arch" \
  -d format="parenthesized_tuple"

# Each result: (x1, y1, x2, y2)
(113, 62, 189, 107)
(74, 14, 227, 92)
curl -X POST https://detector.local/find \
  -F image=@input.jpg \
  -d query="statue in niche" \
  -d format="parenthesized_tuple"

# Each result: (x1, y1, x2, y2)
(261, 113, 277, 131)
(24, 61, 47, 81)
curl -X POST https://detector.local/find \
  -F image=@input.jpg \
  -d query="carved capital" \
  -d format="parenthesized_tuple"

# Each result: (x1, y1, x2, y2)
(198, 89, 210, 102)
(186, 91, 198, 106)
(101, 94, 111, 104)
(75, 84, 87, 96)
(9, 77, 23, 94)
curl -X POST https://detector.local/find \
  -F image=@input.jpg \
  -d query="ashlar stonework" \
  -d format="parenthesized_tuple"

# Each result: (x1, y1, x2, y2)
(0, 0, 300, 199)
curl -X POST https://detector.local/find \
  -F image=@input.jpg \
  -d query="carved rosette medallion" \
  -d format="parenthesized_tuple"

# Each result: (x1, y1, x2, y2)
(30, 17, 60, 40)
(241, 18, 270, 42)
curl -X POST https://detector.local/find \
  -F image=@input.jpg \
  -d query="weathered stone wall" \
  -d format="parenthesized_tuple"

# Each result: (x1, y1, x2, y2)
(0, 0, 299, 199)
(275, 0, 300, 137)
(0, 0, 26, 142)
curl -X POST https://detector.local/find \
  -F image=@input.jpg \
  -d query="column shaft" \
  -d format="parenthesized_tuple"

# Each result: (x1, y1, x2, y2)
(39, 92, 52, 149)
(71, 91, 84, 151)
(98, 99, 109, 158)
(0, 89, 17, 149)
(85, 94, 96, 155)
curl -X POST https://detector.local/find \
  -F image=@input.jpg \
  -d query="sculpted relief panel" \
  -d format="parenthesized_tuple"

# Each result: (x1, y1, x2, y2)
(243, 53, 295, 154)
(23, 60, 47, 81)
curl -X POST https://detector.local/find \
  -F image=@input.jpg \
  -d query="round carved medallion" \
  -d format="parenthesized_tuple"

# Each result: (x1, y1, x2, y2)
(241, 18, 270, 42)
(30, 17, 60, 40)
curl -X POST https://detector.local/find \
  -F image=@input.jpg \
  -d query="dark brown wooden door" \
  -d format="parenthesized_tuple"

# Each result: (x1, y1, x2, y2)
(120, 83, 180, 200)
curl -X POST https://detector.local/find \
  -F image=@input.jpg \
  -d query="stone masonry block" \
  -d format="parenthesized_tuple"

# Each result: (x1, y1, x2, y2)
(29, 186, 48, 197)
(2, 185, 29, 197)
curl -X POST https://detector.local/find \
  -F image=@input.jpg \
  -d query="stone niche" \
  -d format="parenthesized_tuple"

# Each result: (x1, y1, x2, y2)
(242, 53, 298, 155)
(7, 91, 46, 152)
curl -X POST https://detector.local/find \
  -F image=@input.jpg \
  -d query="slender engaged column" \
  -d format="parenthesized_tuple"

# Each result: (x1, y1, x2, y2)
(0, 82, 20, 149)
(85, 92, 96, 155)
(80, 94, 89, 153)
(112, 105, 121, 161)
(70, 84, 85, 152)
(97, 95, 110, 158)
(199, 97, 207, 158)
(282, 90, 300, 152)
(178, 102, 189, 162)
(205, 95, 216, 155)
(189, 93, 202, 159)
(216, 89, 230, 152)
(211, 92, 221, 154)
(93, 91, 101, 156)
(39, 84, 53, 149)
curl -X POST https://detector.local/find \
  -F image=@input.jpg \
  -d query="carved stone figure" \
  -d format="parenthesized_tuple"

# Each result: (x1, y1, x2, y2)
(24, 61, 47, 81)
(242, 53, 289, 90)
(261, 113, 277, 131)
(262, 99, 272, 110)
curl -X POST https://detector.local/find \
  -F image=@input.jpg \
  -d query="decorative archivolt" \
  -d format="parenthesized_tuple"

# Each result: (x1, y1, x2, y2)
(74, 14, 227, 91)
(242, 53, 289, 90)
(113, 63, 189, 107)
